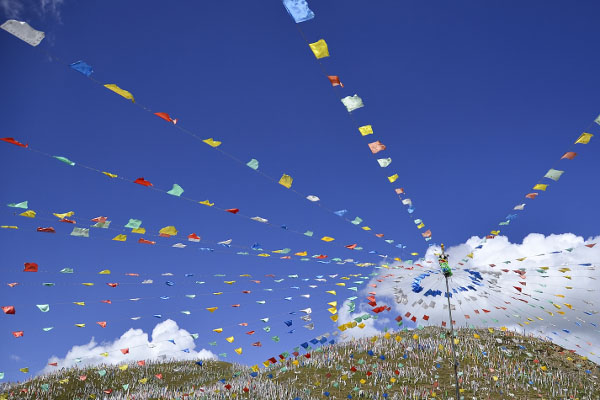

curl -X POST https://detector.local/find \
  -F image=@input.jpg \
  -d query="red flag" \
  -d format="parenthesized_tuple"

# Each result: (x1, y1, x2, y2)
(137, 360, 145, 366)
(246, 330, 255, 335)
(241, 290, 251, 294)
(188, 233, 201, 242)
(103, 390, 113, 394)
(225, 384, 232, 390)
(410, 316, 417, 322)
(395, 188, 405, 194)
(345, 243, 357, 250)
(366, 371, 372, 376)
(97, 321, 107, 328)
(238, 322, 249, 326)
(154, 112, 177, 124)
(269, 357, 277, 363)
(231, 304, 241, 307)
(303, 354, 311, 359)
(37, 227, 56, 233)
(8, 283, 18, 288)
(350, 366, 357, 372)
(155, 374, 163, 380)
(79, 375, 87, 381)
(134, 177, 153, 187)
(225, 208, 239, 214)
(100, 300, 112, 304)
(525, 193, 538, 199)
(421, 229, 432, 238)
(585, 243, 596, 248)
(327, 75, 343, 87)
(280, 256, 291, 259)
(375, 233, 384, 238)
(315, 254, 327, 259)
(120, 348, 129, 354)
(12, 331, 24, 338)
(59, 218, 76, 224)
(138, 238, 156, 245)
(252, 342, 262, 347)
(514, 286, 522, 292)
(561, 151, 577, 160)
(24, 262, 38, 272)
(48, 362, 58, 366)
(106, 283, 119, 288)
(1, 306, 15, 314)
(423, 315, 430, 321)
(395, 315, 402, 322)
(91, 216, 108, 223)
(1, 137, 28, 148)
(442, 321, 446, 327)
(243, 387, 249, 393)
(368, 141, 386, 154)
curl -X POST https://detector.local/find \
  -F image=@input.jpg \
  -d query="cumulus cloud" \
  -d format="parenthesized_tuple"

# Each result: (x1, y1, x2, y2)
(336, 233, 600, 363)
(43, 320, 217, 374)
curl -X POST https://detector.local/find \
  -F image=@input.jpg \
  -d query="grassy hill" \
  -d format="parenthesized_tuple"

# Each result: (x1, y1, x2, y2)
(2, 327, 599, 399)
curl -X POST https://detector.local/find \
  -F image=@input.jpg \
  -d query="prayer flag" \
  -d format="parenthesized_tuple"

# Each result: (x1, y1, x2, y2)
(327, 75, 343, 87)
(279, 174, 293, 188)
(202, 138, 221, 147)
(1, 20, 44, 46)
(358, 125, 373, 136)
(104, 84, 135, 102)
(544, 169, 564, 181)
(134, 177, 152, 187)
(1, 137, 28, 147)
(341, 95, 364, 112)
(69, 61, 93, 76)
(167, 183, 184, 196)
(282, 0, 315, 23)
(574, 132, 593, 144)
(308, 39, 329, 59)
(368, 141, 386, 154)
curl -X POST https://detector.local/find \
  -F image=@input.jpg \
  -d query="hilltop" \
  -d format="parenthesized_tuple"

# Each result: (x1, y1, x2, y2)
(2, 327, 599, 399)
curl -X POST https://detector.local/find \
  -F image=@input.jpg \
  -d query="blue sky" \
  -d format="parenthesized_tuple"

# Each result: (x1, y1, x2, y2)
(1, 0, 599, 381)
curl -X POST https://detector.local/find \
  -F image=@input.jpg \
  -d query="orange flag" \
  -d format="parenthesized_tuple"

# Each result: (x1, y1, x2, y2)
(561, 152, 577, 160)
(1, 137, 28, 148)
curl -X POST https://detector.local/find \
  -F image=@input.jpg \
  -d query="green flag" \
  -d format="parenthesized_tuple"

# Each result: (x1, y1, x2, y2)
(53, 156, 75, 166)
(167, 183, 184, 196)
(246, 158, 259, 170)
(7, 201, 28, 208)
(36, 304, 50, 312)
(124, 219, 142, 229)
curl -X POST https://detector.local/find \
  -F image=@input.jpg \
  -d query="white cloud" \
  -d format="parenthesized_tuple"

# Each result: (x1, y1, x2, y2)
(43, 320, 216, 374)
(337, 233, 600, 363)
(1, 0, 65, 20)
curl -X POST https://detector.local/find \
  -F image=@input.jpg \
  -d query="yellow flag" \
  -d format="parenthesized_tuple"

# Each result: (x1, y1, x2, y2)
(159, 226, 178, 236)
(139, 378, 148, 384)
(490, 230, 500, 235)
(413, 334, 419, 340)
(213, 292, 223, 295)
(533, 184, 547, 191)
(416, 222, 425, 229)
(75, 323, 85, 328)
(234, 347, 242, 355)
(390, 377, 396, 383)
(575, 132, 593, 144)
(206, 307, 218, 312)
(19, 210, 36, 218)
(358, 322, 365, 329)
(251, 365, 259, 372)
(325, 290, 336, 295)
(53, 211, 75, 219)
(327, 307, 337, 314)
(258, 253, 270, 257)
(73, 302, 85, 306)
(112, 234, 127, 242)
(388, 174, 399, 183)
(292, 360, 299, 366)
(335, 282, 345, 287)
(295, 251, 307, 256)
(119, 365, 128, 371)
(19, 368, 29, 373)
(203, 138, 221, 147)
(226, 336, 235, 343)
(327, 301, 337, 307)
(359, 379, 366, 384)
(199, 199, 214, 206)
(213, 328, 223, 333)
(330, 314, 338, 322)
(81, 283, 94, 286)
(279, 174, 293, 189)
(384, 332, 391, 339)
(473, 333, 480, 339)
(102, 171, 117, 178)
(224, 281, 235, 284)
(338, 325, 347, 331)
(263, 360, 270, 367)
(59, 378, 69, 384)
(99, 270, 111, 275)
(358, 125, 373, 136)
(131, 227, 146, 234)
(100, 352, 109, 357)
(1, 225, 18, 229)
(308, 39, 329, 59)
(321, 236, 335, 242)
(104, 84, 135, 102)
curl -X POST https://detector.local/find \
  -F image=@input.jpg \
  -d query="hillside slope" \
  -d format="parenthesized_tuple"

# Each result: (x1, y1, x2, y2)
(2, 327, 598, 399)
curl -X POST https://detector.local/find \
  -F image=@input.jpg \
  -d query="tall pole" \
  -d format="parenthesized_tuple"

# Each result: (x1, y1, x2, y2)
(439, 244, 461, 400)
